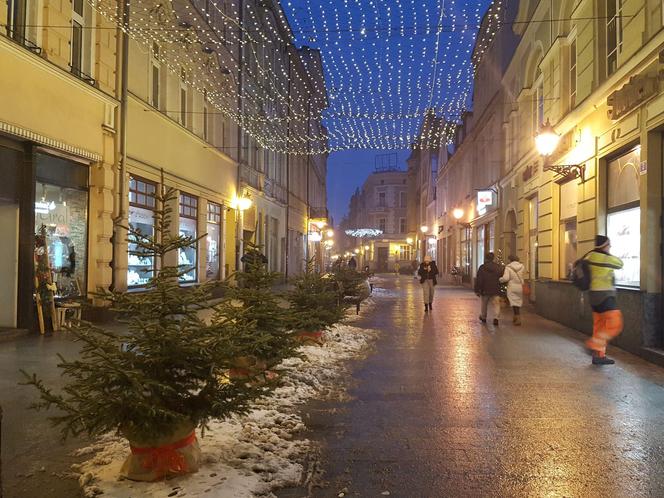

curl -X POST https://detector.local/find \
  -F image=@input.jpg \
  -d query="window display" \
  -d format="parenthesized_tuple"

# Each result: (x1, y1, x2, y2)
(559, 180, 578, 280)
(127, 177, 156, 288)
(179, 193, 198, 283)
(607, 148, 640, 287)
(206, 202, 222, 280)
(34, 183, 88, 298)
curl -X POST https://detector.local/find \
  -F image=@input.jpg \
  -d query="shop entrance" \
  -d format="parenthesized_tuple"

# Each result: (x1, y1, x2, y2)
(377, 247, 389, 272)
(0, 142, 21, 328)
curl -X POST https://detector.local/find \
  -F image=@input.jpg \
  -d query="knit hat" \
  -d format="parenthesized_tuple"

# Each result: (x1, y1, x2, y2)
(595, 235, 610, 249)
(424, 255, 432, 263)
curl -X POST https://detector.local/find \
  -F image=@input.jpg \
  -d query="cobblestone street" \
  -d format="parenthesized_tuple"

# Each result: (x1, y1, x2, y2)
(286, 275, 664, 497)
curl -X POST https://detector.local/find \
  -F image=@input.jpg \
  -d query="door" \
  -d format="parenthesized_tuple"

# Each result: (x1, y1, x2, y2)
(0, 203, 19, 327)
(377, 247, 389, 272)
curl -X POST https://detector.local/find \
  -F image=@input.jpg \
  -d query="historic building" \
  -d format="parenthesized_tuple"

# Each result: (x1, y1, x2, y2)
(343, 166, 410, 272)
(0, 0, 328, 333)
(435, 0, 664, 362)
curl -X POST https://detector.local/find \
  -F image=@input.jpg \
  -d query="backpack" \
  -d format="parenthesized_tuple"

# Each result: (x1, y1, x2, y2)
(571, 256, 591, 291)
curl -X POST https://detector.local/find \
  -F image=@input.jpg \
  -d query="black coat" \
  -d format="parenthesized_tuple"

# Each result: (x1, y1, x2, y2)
(418, 261, 439, 285)
(474, 261, 504, 296)
(241, 250, 268, 270)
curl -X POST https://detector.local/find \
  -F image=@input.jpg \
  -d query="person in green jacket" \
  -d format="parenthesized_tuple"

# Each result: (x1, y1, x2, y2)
(585, 235, 624, 365)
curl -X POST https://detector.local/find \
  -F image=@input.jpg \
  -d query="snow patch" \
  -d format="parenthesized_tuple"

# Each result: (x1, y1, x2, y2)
(75, 316, 379, 497)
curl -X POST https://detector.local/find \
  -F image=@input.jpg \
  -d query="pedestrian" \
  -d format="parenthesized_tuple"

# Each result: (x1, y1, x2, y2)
(584, 235, 624, 365)
(348, 256, 357, 270)
(241, 247, 268, 272)
(417, 255, 438, 312)
(474, 252, 504, 325)
(394, 261, 400, 275)
(499, 255, 525, 325)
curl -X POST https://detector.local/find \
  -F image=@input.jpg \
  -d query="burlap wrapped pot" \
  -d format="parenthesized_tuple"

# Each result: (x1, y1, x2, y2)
(121, 421, 201, 482)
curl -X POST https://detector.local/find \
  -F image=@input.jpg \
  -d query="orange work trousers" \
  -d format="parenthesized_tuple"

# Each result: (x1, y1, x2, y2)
(586, 310, 623, 355)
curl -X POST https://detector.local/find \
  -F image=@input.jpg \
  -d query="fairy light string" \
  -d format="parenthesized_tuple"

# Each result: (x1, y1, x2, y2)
(86, 0, 502, 153)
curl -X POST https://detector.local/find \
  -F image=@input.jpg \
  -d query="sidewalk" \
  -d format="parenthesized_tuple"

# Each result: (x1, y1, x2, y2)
(280, 275, 664, 497)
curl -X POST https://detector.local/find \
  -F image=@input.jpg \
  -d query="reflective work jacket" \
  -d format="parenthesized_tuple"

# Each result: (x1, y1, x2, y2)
(585, 250, 623, 291)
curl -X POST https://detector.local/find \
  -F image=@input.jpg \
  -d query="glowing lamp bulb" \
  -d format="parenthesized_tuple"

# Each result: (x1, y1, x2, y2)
(535, 119, 560, 157)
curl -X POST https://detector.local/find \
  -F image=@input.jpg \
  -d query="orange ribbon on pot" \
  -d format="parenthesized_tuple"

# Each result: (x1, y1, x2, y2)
(130, 431, 196, 478)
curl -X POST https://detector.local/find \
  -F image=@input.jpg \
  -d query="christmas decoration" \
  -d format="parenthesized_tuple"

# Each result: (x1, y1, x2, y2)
(80, 0, 504, 153)
(217, 241, 299, 374)
(22, 186, 274, 482)
(288, 259, 347, 345)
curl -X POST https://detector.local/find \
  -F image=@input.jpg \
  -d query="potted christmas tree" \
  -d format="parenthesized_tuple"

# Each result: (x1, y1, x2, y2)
(22, 186, 274, 482)
(288, 259, 346, 345)
(220, 242, 298, 379)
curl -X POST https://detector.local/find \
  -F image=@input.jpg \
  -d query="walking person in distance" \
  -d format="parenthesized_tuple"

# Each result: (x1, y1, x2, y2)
(475, 252, 504, 325)
(418, 255, 438, 313)
(499, 255, 525, 325)
(584, 235, 624, 365)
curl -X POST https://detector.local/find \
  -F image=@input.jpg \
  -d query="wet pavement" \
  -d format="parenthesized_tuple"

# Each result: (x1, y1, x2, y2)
(281, 275, 664, 497)
(0, 331, 90, 498)
(2, 276, 664, 497)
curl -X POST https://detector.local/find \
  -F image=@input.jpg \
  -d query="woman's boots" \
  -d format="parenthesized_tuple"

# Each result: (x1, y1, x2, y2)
(513, 314, 521, 326)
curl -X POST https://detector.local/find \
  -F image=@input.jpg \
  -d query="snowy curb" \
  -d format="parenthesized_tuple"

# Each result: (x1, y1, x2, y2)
(74, 301, 379, 497)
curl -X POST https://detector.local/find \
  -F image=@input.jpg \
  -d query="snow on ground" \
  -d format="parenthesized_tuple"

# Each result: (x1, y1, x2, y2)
(75, 306, 380, 498)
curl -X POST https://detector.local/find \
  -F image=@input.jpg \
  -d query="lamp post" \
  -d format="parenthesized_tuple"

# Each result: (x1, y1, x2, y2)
(536, 119, 585, 180)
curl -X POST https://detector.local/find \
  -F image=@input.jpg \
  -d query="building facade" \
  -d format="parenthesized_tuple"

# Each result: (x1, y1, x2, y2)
(343, 168, 411, 272)
(0, 0, 328, 332)
(435, 0, 664, 363)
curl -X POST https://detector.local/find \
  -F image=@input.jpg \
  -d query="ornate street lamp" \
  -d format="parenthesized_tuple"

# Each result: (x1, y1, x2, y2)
(535, 119, 585, 180)
(452, 208, 464, 220)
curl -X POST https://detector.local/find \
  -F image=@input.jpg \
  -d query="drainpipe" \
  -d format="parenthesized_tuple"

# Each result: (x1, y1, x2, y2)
(111, 0, 130, 291)
(235, 0, 244, 271)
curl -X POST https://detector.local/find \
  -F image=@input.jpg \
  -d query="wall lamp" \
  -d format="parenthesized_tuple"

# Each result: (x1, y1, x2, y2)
(536, 119, 585, 181)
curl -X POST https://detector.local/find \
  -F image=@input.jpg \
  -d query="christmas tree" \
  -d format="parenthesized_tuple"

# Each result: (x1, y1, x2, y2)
(217, 241, 298, 369)
(22, 185, 274, 480)
(288, 258, 346, 340)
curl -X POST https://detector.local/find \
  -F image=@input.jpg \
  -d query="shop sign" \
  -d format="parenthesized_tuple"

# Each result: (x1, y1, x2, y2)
(640, 160, 648, 175)
(607, 73, 661, 121)
(477, 190, 493, 215)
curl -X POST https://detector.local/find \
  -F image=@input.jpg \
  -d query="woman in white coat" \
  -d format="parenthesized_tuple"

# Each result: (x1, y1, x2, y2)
(499, 255, 525, 325)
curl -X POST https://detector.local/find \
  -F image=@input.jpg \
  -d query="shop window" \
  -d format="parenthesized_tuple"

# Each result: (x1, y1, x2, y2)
(607, 147, 640, 287)
(34, 183, 88, 298)
(206, 202, 222, 280)
(488, 221, 495, 253)
(559, 180, 578, 279)
(528, 197, 539, 279)
(461, 226, 472, 276)
(127, 176, 157, 288)
(179, 193, 198, 283)
(476, 225, 485, 268)
(399, 244, 412, 261)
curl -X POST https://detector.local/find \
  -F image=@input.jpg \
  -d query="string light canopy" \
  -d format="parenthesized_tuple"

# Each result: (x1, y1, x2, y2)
(87, 0, 502, 153)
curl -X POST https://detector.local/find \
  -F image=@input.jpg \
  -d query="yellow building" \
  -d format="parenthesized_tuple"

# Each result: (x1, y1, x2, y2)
(0, 0, 328, 333)
(438, 0, 664, 360)
(0, 0, 118, 329)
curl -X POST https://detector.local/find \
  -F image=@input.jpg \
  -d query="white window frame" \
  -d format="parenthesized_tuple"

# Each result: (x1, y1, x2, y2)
(70, 0, 93, 78)
(180, 69, 188, 128)
(606, 0, 623, 77)
(569, 37, 577, 109)
(151, 43, 161, 109)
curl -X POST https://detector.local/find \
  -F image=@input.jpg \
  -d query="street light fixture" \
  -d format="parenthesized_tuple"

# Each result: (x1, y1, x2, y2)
(452, 208, 464, 220)
(234, 193, 253, 211)
(364, 244, 370, 250)
(420, 225, 429, 233)
(535, 119, 585, 180)
(326, 229, 334, 238)
(406, 237, 414, 244)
